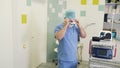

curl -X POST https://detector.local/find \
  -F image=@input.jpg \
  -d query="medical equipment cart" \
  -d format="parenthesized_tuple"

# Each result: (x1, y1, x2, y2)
(89, 40, 120, 68)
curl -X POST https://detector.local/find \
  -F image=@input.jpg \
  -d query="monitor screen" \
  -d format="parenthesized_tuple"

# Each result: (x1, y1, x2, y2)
(98, 49, 107, 56)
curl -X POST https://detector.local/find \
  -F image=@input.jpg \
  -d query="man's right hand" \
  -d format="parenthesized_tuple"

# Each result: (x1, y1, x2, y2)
(64, 18, 69, 28)
(55, 18, 69, 40)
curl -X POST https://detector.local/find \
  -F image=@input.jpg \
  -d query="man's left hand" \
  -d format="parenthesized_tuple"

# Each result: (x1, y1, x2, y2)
(75, 19, 80, 26)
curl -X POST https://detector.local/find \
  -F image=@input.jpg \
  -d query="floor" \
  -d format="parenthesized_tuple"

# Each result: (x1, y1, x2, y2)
(37, 61, 89, 68)
(37, 61, 120, 68)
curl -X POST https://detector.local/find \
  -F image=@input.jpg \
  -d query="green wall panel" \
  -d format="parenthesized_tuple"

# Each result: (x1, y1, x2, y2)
(47, 0, 66, 62)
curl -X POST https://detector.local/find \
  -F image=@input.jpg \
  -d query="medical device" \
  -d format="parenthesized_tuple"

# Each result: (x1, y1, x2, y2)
(91, 41, 115, 59)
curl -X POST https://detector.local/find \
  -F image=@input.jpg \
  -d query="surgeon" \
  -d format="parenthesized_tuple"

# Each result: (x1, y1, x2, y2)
(54, 9, 86, 68)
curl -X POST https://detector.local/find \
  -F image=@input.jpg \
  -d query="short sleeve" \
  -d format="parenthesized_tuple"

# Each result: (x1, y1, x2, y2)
(54, 24, 63, 38)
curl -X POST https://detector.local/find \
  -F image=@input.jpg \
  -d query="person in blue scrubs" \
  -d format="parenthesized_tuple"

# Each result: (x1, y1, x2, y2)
(54, 9, 86, 68)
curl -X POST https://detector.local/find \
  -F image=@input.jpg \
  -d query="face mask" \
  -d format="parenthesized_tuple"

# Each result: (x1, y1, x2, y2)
(69, 22, 76, 28)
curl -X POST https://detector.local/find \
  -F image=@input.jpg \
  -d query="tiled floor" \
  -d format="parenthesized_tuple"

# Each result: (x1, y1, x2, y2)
(38, 61, 120, 68)
(38, 61, 89, 68)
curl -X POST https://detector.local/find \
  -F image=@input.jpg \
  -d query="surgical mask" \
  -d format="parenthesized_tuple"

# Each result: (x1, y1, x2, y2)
(69, 22, 76, 28)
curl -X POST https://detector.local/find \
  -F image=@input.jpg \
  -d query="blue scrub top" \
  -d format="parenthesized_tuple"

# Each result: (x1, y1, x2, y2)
(54, 23, 80, 61)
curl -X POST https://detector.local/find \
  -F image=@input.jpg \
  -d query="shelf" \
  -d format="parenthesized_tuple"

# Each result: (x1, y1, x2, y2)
(103, 1, 120, 39)
(105, 13, 120, 14)
(106, 3, 120, 5)
(113, 22, 120, 24)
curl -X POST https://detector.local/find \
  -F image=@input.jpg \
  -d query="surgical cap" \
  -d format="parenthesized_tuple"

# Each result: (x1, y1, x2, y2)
(64, 9, 76, 19)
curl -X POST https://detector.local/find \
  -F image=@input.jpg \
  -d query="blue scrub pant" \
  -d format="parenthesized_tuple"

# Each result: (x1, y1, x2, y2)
(58, 60, 78, 68)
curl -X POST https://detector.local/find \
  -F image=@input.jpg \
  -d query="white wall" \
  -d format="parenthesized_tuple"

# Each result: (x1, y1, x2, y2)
(66, 0, 104, 61)
(0, 0, 13, 68)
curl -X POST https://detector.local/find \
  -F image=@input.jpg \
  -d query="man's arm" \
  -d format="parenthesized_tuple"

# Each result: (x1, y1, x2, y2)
(75, 19, 86, 38)
(78, 24, 86, 38)
(55, 18, 69, 40)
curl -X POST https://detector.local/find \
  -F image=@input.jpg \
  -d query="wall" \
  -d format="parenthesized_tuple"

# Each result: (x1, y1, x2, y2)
(0, 0, 13, 68)
(66, 0, 105, 61)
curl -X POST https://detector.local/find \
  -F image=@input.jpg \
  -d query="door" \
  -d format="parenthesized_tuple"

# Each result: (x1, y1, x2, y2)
(30, 0, 47, 68)
(13, 0, 31, 68)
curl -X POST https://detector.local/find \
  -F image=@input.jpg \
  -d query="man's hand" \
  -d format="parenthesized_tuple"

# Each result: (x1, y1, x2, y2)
(64, 18, 70, 28)
(75, 19, 86, 38)
(75, 19, 80, 26)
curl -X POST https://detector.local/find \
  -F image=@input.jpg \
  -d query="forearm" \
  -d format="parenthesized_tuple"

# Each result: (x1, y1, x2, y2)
(55, 25, 67, 40)
(78, 24, 86, 38)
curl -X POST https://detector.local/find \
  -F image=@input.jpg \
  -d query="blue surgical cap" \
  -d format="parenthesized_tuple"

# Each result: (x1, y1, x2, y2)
(64, 9, 76, 19)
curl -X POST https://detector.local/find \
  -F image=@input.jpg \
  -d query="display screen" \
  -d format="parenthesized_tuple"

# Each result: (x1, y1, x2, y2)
(98, 49, 107, 56)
